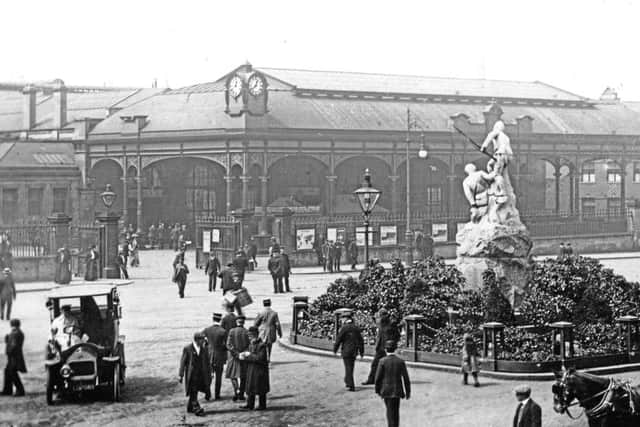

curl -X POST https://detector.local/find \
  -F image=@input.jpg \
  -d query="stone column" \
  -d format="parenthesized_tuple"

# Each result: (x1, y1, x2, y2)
(568, 172, 575, 215)
(48, 213, 72, 251)
(620, 160, 627, 213)
(241, 175, 249, 209)
(259, 175, 269, 234)
(326, 175, 337, 216)
(121, 169, 128, 226)
(554, 169, 561, 214)
(389, 175, 399, 214)
(225, 175, 233, 214)
(96, 211, 121, 279)
(136, 163, 143, 232)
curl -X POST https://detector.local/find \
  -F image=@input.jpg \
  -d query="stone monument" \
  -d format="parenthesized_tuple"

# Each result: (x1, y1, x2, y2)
(456, 120, 532, 307)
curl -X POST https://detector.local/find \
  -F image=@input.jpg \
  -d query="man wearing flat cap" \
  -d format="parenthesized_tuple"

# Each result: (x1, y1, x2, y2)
(513, 384, 541, 427)
(239, 326, 270, 410)
(226, 315, 249, 401)
(254, 299, 282, 361)
(179, 332, 211, 416)
(202, 312, 227, 400)
(375, 340, 410, 427)
(333, 311, 364, 391)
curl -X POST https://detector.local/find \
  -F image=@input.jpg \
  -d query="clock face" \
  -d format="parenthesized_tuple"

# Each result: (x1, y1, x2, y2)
(248, 75, 264, 96)
(229, 76, 243, 99)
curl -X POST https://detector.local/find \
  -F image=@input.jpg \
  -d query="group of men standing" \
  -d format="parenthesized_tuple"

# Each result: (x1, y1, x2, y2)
(267, 246, 291, 294)
(179, 299, 281, 416)
(314, 238, 358, 273)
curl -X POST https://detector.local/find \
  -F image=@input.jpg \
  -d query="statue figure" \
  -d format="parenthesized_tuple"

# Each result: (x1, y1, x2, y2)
(462, 164, 496, 223)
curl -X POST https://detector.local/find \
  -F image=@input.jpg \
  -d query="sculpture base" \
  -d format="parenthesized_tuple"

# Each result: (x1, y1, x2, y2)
(456, 255, 531, 307)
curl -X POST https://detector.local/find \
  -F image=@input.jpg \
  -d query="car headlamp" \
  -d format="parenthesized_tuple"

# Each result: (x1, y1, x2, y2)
(60, 365, 73, 378)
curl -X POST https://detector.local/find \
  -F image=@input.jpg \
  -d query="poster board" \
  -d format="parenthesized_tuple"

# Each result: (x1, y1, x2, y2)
(211, 228, 221, 244)
(202, 230, 211, 253)
(432, 223, 448, 242)
(296, 228, 315, 250)
(355, 226, 374, 246)
(379, 225, 397, 246)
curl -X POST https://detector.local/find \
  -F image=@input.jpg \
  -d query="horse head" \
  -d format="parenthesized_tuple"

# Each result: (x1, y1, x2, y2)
(552, 367, 578, 414)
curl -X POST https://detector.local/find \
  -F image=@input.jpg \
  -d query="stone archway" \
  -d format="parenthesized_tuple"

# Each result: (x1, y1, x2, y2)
(335, 156, 392, 214)
(267, 155, 329, 214)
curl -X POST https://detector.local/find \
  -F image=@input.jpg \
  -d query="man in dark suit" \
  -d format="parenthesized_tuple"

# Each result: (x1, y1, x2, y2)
(232, 249, 249, 285)
(375, 340, 411, 427)
(513, 384, 542, 427)
(178, 332, 211, 416)
(219, 263, 243, 316)
(268, 250, 284, 294)
(202, 312, 227, 400)
(363, 309, 400, 385)
(204, 252, 221, 292)
(2, 318, 26, 396)
(333, 311, 364, 391)
(280, 247, 292, 293)
(333, 240, 343, 272)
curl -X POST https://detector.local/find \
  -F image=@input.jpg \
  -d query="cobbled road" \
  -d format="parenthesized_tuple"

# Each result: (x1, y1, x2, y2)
(1, 250, 639, 426)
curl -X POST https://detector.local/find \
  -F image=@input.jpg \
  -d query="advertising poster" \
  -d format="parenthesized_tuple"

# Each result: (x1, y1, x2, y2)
(432, 223, 448, 242)
(202, 230, 211, 253)
(211, 228, 221, 243)
(296, 228, 315, 250)
(355, 226, 374, 246)
(379, 225, 397, 246)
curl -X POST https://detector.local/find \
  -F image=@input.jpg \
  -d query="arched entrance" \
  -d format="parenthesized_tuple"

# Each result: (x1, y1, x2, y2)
(267, 155, 329, 214)
(335, 156, 392, 214)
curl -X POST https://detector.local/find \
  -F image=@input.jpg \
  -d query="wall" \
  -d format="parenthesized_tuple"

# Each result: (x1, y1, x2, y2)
(531, 232, 634, 255)
(11, 256, 56, 282)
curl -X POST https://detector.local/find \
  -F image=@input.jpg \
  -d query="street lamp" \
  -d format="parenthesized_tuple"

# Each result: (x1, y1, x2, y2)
(100, 184, 117, 209)
(353, 168, 381, 268)
(405, 108, 429, 265)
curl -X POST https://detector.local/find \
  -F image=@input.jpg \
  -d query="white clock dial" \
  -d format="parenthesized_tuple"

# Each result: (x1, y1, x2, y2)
(248, 75, 264, 96)
(229, 76, 243, 98)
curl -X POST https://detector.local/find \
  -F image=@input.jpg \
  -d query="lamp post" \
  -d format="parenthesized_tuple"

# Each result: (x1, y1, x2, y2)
(353, 169, 381, 268)
(96, 184, 121, 279)
(405, 108, 429, 265)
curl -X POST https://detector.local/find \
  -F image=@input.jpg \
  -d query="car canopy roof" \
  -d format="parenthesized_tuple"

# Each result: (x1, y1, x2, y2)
(47, 285, 116, 299)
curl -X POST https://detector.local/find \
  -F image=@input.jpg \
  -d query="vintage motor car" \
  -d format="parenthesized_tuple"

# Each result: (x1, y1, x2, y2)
(44, 285, 126, 404)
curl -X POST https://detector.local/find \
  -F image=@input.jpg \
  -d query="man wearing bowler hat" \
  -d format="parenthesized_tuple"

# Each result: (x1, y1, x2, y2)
(179, 332, 211, 416)
(333, 311, 364, 392)
(254, 299, 282, 361)
(375, 340, 411, 427)
(513, 384, 541, 427)
(202, 312, 228, 400)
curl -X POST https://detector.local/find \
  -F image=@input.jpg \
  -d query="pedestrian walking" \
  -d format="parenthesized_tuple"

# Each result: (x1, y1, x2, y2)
(226, 315, 249, 401)
(202, 312, 227, 400)
(347, 239, 358, 270)
(173, 258, 190, 298)
(129, 234, 140, 267)
(121, 240, 130, 266)
(247, 237, 258, 268)
(363, 309, 400, 385)
(333, 239, 343, 272)
(116, 250, 129, 279)
(268, 250, 284, 293)
(513, 384, 542, 427)
(84, 245, 99, 281)
(239, 326, 269, 411)
(254, 299, 282, 361)
(461, 333, 480, 387)
(178, 332, 211, 416)
(280, 246, 292, 292)
(333, 311, 364, 391)
(374, 340, 411, 427)
(0, 268, 16, 321)
(204, 252, 221, 292)
(232, 249, 249, 285)
(54, 247, 72, 284)
(2, 318, 25, 397)
(220, 264, 243, 316)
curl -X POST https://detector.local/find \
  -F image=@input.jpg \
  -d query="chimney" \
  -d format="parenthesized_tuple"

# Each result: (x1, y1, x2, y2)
(51, 79, 67, 129)
(22, 84, 36, 130)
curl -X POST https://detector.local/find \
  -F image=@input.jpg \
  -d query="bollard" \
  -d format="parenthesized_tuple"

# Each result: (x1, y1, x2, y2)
(403, 314, 426, 362)
(291, 296, 309, 344)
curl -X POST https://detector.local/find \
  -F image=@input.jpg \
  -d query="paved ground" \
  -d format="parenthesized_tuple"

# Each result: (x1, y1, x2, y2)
(1, 250, 639, 426)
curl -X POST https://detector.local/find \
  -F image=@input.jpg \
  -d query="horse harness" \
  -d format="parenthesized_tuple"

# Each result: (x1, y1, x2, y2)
(555, 372, 639, 420)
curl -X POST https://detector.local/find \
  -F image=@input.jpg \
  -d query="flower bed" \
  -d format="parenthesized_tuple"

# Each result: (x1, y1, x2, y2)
(296, 256, 640, 372)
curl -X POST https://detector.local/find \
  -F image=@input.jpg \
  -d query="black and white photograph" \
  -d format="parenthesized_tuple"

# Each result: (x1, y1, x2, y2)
(2, 0, 640, 426)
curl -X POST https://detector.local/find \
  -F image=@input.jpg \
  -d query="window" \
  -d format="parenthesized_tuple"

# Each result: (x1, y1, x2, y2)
(581, 162, 595, 183)
(426, 186, 442, 206)
(2, 189, 18, 223)
(581, 198, 596, 216)
(53, 188, 68, 213)
(634, 162, 640, 183)
(28, 188, 43, 216)
(606, 162, 622, 184)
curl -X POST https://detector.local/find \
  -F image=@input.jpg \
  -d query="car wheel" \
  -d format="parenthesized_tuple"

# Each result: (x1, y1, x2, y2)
(46, 369, 55, 405)
(111, 364, 121, 402)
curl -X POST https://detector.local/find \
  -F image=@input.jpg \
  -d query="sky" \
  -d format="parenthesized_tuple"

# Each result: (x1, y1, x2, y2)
(2, 0, 639, 100)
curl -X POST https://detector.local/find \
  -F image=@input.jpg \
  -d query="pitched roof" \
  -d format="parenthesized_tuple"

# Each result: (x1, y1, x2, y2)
(0, 141, 77, 168)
